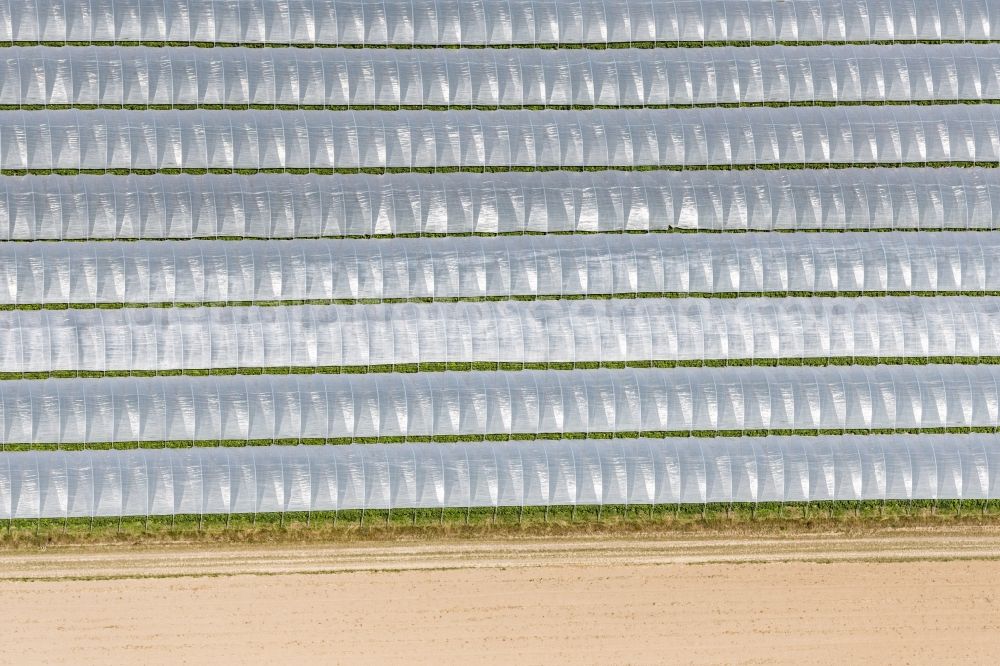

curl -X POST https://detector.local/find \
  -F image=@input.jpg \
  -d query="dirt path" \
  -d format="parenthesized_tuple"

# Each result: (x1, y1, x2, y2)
(2, 530, 999, 664)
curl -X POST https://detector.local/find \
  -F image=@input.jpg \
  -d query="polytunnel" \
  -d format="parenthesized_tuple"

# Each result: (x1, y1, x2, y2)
(5, 44, 1000, 108)
(0, 0, 998, 532)
(0, 435, 998, 519)
(2, 365, 1000, 444)
(5, 169, 1000, 239)
(0, 0, 993, 45)
(1, 296, 1000, 374)
(4, 232, 1000, 305)
(3, 106, 1000, 171)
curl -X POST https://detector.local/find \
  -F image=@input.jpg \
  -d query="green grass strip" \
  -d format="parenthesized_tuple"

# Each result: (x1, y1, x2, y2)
(6, 39, 1000, 49)
(3, 162, 998, 177)
(2, 500, 998, 543)
(4, 290, 1000, 310)
(6, 354, 1000, 381)
(5, 427, 1000, 451)
(3, 99, 997, 111)
(7, 227, 1000, 242)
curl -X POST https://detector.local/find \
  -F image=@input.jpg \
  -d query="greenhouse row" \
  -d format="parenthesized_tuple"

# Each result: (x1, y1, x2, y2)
(6, 169, 1000, 239)
(3, 366, 1000, 444)
(3, 297, 1000, 373)
(7, 44, 1000, 107)
(0, 0, 993, 44)
(4, 106, 1000, 170)
(0, 435, 998, 518)
(5, 232, 1000, 304)
(0, 0, 998, 531)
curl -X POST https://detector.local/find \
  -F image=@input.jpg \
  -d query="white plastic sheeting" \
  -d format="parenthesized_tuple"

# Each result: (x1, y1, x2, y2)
(6, 169, 1000, 239)
(1, 297, 998, 373)
(6, 44, 1000, 107)
(2, 106, 1000, 171)
(6, 232, 1000, 305)
(2, 365, 1000, 444)
(0, 435, 998, 518)
(1, 0, 994, 45)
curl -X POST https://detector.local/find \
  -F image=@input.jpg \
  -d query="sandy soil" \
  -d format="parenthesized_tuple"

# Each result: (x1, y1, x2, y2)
(2, 530, 999, 665)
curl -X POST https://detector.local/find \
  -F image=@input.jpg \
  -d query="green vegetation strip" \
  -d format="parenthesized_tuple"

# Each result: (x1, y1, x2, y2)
(4, 290, 1000, 310)
(7, 227, 1000, 242)
(6, 39, 1000, 49)
(3, 99, 995, 111)
(5, 355, 1000, 382)
(6, 427, 1000, 451)
(4, 162, 998, 177)
(1, 500, 997, 546)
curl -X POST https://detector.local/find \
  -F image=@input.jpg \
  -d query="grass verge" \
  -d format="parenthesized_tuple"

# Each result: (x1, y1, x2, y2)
(5, 290, 1000, 310)
(8, 227, 1000, 242)
(2, 162, 999, 177)
(3, 99, 999, 111)
(6, 426, 1000, 451)
(7, 40, 1000, 49)
(2, 500, 999, 548)
(4, 355, 1000, 381)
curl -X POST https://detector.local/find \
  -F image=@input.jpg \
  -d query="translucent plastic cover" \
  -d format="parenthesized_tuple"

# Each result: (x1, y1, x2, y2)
(1, 106, 999, 171)
(1, 0, 993, 45)
(0, 296, 997, 373)
(0, 435, 996, 518)
(1, 365, 999, 444)
(4, 232, 1000, 305)
(4, 44, 1000, 107)
(4, 169, 1000, 239)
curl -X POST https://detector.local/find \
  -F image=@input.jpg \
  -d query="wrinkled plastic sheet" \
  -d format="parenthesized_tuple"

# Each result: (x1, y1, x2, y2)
(0, 296, 996, 373)
(2, 231, 1000, 304)
(1, 0, 994, 45)
(1, 106, 1000, 170)
(4, 169, 1000, 239)
(4, 44, 1000, 107)
(0, 365, 998, 444)
(0, 435, 995, 518)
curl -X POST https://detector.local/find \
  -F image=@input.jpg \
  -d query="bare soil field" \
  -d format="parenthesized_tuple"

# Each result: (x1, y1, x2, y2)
(1, 528, 999, 664)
